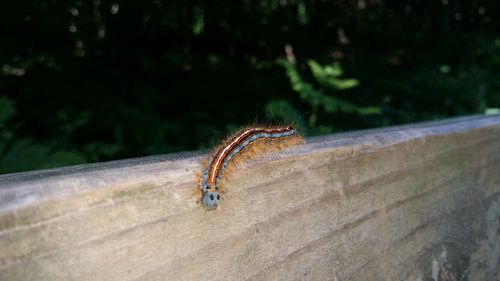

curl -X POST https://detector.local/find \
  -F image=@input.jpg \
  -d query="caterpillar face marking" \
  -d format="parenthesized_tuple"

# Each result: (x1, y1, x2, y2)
(199, 125, 302, 209)
(202, 190, 221, 209)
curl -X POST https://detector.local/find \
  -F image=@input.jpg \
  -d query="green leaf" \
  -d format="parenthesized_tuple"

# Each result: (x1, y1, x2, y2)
(485, 108, 500, 115)
(308, 60, 359, 90)
(308, 60, 342, 78)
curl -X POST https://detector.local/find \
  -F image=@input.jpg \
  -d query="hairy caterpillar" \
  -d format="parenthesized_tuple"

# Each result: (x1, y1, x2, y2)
(198, 125, 303, 209)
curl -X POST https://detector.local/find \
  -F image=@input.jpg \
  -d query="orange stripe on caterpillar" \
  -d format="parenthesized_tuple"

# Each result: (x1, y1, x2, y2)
(199, 125, 303, 209)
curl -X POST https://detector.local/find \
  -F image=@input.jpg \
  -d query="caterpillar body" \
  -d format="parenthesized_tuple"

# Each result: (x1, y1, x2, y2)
(199, 125, 303, 209)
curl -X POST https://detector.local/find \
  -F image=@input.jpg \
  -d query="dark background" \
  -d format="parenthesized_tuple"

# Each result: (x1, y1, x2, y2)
(0, 0, 499, 174)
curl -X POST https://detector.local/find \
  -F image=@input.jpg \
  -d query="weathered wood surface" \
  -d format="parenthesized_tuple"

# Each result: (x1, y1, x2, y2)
(1, 115, 500, 281)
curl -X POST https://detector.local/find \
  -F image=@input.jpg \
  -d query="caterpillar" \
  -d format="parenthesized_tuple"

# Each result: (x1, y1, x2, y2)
(199, 125, 303, 209)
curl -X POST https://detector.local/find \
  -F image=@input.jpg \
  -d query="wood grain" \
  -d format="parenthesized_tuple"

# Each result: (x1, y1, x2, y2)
(1, 115, 500, 280)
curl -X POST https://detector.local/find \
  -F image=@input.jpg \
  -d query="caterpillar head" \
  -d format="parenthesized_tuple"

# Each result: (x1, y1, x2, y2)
(201, 182, 221, 209)
(202, 190, 221, 209)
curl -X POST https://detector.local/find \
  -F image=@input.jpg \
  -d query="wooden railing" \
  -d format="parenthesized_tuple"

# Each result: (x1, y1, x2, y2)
(1, 115, 499, 281)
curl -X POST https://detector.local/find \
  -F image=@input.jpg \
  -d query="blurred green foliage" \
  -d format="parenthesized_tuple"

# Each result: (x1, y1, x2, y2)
(0, 97, 86, 173)
(267, 59, 380, 135)
(0, 0, 499, 174)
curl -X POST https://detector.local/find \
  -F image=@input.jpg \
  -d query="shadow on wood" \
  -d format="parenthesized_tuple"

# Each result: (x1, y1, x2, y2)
(1, 115, 500, 280)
